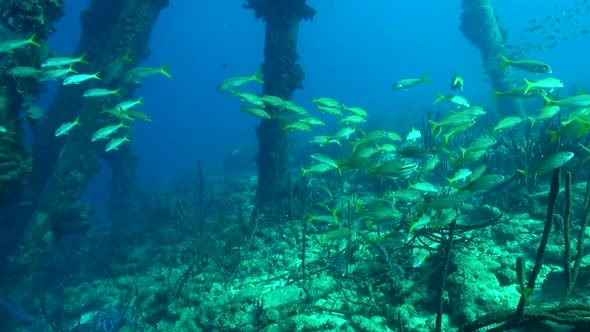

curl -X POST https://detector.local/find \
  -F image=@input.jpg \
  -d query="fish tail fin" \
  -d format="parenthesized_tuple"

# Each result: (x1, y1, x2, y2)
(252, 67, 263, 84)
(433, 93, 445, 104)
(74, 116, 81, 126)
(160, 64, 172, 78)
(349, 140, 360, 152)
(547, 129, 560, 143)
(441, 146, 453, 154)
(306, 213, 320, 224)
(580, 143, 590, 163)
(540, 93, 554, 107)
(459, 147, 467, 158)
(433, 126, 443, 140)
(93, 72, 102, 80)
(119, 120, 130, 129)
(577, 124, 590, 138)
(561, 118, 573, 126)
(123, 49, 133, 63)
(517, 169, 529, 181)
(497, 55, 511, 69)
(114, 88, 122, 97)
(408, 222, 418, 234)
(523, 78, 533, 95)
(330, 138, 342, 147)
(375, 143, 383, 153)
(528, 116, 536, 127)
(422, 73, 431, 84)
(27, 33, 41, 47)
(443, 132, 452, 145)
(332, 208, 340, 224)
(68, 65, 79, 74)
(138, 96, 144, 105)
(427, 119, 439, 132)
(301, 167, 309, 177)
(79, 53, 90, 65)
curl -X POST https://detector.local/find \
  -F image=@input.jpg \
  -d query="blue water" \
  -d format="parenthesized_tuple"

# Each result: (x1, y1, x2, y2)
(42, 0, 590, 211)
(3, 0, 590, 330)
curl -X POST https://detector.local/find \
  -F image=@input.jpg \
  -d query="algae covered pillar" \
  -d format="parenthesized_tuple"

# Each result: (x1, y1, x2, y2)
(244, 0, 315, 209)
(460, 0, 525, 116)
(0, 1, 64, 264)
(19, 0, 169, 269)
(0, 0, 64, 199)
(104, 145, 139, 233)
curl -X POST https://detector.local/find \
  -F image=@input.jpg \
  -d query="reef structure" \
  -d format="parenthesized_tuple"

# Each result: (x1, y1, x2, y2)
(243, 0, 315, 209)
(0, 0, 64, 271)
(19, 0, 169, 271)
(460, 0, 525, 117)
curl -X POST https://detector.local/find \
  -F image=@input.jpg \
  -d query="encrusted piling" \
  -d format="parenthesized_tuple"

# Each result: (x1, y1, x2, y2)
(460, 0, 525, 117)
(104, 144, 139, 233)
(19, 0, 169, 271)
(0, 0, 64, 267)
(244, 0, 315, 209)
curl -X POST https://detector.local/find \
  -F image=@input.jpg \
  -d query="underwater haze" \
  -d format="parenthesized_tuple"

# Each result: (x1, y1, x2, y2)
(138, 0, 477, 183)
(56, 0, 480, 187)
(3, 0, 590, 331)
(50, 0, 590, 188)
